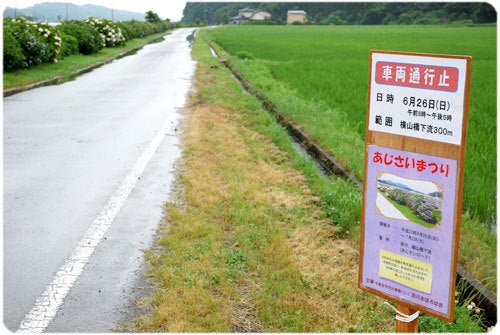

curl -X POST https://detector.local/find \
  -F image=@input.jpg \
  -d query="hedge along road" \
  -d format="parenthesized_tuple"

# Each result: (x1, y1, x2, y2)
(3, 28, 196, 332)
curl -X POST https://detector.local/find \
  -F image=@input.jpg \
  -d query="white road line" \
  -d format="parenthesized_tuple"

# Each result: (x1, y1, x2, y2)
(17, 114, 178, 333)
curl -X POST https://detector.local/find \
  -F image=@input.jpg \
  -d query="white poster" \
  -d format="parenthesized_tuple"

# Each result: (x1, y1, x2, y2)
(368, 52, 468, 145)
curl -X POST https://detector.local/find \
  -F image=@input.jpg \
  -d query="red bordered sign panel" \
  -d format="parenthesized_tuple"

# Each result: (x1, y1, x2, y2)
(368, 51, 469, 146)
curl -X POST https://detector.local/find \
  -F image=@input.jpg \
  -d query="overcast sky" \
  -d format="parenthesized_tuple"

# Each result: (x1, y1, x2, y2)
(3, 0, 188, 21)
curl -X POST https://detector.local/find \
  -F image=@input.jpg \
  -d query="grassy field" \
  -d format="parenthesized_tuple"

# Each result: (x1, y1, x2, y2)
(203, 24, 496, 228)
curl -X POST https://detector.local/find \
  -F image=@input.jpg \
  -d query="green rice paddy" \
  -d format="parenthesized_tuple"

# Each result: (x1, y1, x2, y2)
(203, 24, 496, 227)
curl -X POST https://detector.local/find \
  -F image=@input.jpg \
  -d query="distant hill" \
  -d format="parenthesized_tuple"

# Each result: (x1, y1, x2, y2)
(378, 179, 442, 198)
(3, 2, 145, 22)
(378, 179, 414, 193)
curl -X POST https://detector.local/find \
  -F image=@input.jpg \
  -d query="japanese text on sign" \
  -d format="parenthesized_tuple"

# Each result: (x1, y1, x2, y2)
(368, 53, 468, 145)
(364, 276, 444, 309)
(379, 249, 433, 293)
(372, 150, 450, 177)
(375, 61, 459, 92)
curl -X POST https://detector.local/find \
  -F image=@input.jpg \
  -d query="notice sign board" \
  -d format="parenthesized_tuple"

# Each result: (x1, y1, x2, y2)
(367, 52, 469, 145)
(359, 51, 471, 322)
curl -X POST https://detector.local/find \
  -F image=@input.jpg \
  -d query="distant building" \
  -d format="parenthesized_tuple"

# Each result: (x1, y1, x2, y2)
(250, 10, 272, 21)
(229, 14, 247, 25)
(287, 10, 307, 24)
(230, 7, 272, 24)
(239, 7, 256, 19)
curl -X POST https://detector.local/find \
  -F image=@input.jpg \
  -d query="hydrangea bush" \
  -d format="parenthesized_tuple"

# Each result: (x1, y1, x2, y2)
(116, 20, 156, 40)
(116, 20, 174, 40)
(3, 17, 62, 72)
(58, 20, 103, 55)
(383, 187, 442, 224)
(58, 33, 79, 57)
(4, 15, 174, 73)
(84, 17, 126, 47)
(3, 22, 26, 72)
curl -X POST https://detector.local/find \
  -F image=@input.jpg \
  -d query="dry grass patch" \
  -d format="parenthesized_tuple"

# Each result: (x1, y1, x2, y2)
(289, 224, 393, 331)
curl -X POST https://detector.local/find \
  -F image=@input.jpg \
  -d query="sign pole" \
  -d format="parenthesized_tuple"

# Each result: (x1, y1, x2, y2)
(396, 304, 419, 333)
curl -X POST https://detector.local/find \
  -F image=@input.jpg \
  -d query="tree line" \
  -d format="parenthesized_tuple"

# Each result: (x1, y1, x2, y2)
(181, 2, 496, 26)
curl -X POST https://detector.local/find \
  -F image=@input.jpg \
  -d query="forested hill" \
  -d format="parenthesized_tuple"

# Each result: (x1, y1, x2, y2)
(181, 2, 496, 25)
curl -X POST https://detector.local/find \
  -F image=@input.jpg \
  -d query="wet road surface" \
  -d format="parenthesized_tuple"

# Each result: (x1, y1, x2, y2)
(376, 191, 409, 220)
(3, 28, 196, 332)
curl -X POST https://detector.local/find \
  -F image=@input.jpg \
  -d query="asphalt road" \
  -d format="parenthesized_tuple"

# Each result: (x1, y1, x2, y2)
(3, 28, 196, 332)
(376, 191, 409, 221)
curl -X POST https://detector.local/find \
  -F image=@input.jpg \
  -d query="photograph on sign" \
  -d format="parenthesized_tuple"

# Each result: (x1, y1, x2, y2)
(360, 145, 458, 318)
(376, 172, 443, 229)
(368, 52, 468, 145)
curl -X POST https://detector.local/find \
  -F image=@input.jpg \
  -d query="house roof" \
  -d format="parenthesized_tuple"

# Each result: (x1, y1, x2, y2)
(288, 10, 307, 14)
(250, 10, 272, 17)
(239, 7, 256, 12)
(230, 15, 246, 20)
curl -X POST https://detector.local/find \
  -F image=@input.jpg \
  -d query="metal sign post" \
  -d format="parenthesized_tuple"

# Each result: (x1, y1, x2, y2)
(359, 50, 472, 329)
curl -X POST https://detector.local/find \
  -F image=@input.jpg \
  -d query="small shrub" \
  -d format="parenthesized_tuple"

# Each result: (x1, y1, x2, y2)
(116, 19, 172, 40)
(117, 20, 155, 39)
(84, 17, 126, 47)
(59, 33, 79, 57)
(3, 17, 62, 71)
(114, 21, 131, 40)
(58, 20, 103, 55)
(3, 22, 26, 72)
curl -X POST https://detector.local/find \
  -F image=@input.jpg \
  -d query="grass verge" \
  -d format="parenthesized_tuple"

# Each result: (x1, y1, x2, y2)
(3, 32, 168, 89)
(132, 31, 396, 332)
